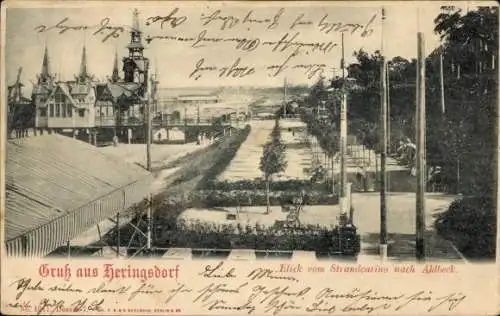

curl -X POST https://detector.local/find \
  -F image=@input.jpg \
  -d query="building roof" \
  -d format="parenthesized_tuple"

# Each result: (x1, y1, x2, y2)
(68, 82, 93, 95)
(52, 83, 81, 108)
(177, 94, 219, 101)
(5, 134, 153, 256)
(108, 82, 142, 99)
(127, 42, 145, 50)
(32, 83, 53, 95)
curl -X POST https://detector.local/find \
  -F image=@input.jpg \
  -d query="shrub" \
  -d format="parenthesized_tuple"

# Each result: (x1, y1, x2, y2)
(155, 221, 335, 251)
(196, 125, 251, 189)
(435, 196, 496, 260)
(187, 190, 338, 207)
(150, 220, 358, 255)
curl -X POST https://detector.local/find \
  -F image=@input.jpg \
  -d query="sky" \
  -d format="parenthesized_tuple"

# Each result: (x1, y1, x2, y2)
(3, 1, 481, 92)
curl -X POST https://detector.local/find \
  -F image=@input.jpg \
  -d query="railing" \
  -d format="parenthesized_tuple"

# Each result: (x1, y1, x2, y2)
(5, 176, 152, 257)
(151, 118, 232, 126)
(95, 117, 116, 127)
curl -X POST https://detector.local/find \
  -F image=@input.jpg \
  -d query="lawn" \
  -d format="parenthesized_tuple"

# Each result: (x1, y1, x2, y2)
(98, 142, 210, 171)
(218, 119, 313, 181)
(178, 192, 457, 235)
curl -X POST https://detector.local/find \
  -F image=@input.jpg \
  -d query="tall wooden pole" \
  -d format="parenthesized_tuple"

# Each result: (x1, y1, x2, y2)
(165, 105, 169, 140)
(197, 103, 200, 125)
(116, 212, 120, 258)
(340, 32, 348, 215)
(440, 48, 453, 192)
(283, 77, 287, 117)
(146, 76, 152, 172)
(416, 32, 426, 261)
(147, 193, 152, 250)
(379, 8, 388, 260)
(184, 107, 187, 144)
(439, 52, 446, 115)
(146, 74, 155, 252)
(386, 63, 391, 154)
(331, 155, 335, 194)
(386, 62, 391, 195)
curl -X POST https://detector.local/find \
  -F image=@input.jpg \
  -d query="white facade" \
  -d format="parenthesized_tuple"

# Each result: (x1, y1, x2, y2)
(35, 82, 97, 129)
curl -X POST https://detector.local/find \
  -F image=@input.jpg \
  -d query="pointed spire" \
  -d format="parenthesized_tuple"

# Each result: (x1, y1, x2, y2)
(127, 8, 144, 53)
(133, 8, 140, 32)
(39, 46, 51, 83)
(112, 51, 120, 82)
(78, 45, 88, 82)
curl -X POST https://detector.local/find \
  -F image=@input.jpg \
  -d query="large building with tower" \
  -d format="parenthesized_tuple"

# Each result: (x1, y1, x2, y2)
(32, 9, 150, 136)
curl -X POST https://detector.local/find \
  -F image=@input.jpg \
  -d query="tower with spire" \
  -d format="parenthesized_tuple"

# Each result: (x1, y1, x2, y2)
(75, 46, 94, 83)
(111, 51, 120, 83)
(37, 46, 54, 85)
(32, 46, 55, 116)
(122, 8, 149, 97)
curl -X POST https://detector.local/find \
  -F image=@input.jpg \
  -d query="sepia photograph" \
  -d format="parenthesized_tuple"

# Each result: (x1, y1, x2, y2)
(3, 1, 498, 266)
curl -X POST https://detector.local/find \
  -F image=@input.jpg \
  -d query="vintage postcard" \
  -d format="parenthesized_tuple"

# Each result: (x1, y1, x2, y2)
(1, 0, 499, 315)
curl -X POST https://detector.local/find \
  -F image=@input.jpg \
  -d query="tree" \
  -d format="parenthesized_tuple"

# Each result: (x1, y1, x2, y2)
(428, 6, 498, 194)
(270, 117, 282, 141)
(211, 116, 224, 137)
(353, 119, 379, 165)
(171, 110, 181, 122)
(259, 121, 287, 214)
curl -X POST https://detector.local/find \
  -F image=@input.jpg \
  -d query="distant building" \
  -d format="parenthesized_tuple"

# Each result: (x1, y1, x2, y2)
(176, 94, 220, 104)
(156, 93, 223, 122)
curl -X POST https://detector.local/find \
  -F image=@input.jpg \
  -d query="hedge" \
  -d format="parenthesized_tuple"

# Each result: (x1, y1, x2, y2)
(196, 125, 252, 189)
(154, 125, 251, 187)
(204, 179, 330, 192)
(150, 220, 357, 254)
(187, 190, 338, 207)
